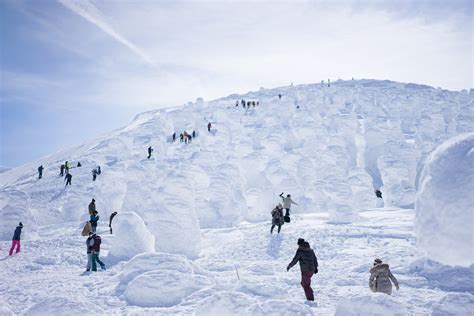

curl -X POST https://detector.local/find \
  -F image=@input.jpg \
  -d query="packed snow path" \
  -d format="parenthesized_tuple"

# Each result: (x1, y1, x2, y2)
(1, 208, 471, 315)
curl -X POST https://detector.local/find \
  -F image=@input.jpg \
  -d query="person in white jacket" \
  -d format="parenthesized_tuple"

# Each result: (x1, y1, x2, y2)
(280, 192, 298, 217)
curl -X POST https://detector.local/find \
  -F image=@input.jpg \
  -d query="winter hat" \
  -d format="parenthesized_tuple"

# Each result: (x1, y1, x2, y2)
(92, 199, 95, 202)
(297, 238, 305, 245)
(18, 222, 23, 227)
(374, 258, 382, 265)
(278, 203, 283, 208)
(287, 194, 291, 197)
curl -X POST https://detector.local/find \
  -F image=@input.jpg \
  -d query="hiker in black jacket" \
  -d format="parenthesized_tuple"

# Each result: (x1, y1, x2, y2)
(9, 222, 23, 256)
(287, 238, 319, 301)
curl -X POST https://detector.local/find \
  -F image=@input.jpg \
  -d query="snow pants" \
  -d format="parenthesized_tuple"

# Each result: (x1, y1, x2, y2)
(301, 272, 314, 301)
(9, 240, 21, 256)
(91, 252, 105, 271)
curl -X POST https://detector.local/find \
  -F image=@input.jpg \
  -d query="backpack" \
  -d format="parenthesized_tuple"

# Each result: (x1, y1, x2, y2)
(81, 222, 91, 236)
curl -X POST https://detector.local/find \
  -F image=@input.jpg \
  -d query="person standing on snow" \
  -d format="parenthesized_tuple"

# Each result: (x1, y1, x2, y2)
(97, 166, 101, 175)
(271, 203, 284, 234)
(207, 122, 212, 132)
(38, 165, 44, 179)
(280, 193, 298, 217)
(109, 211, 117, 234)
(88, 199, 96, 215)
(172, 132, 176, 142)
(147, 146, 153, 159)
(89, 232, 106, 271)
(9, 222, 23, 256)
(85, 231, 93, 271)
(65, 161, 71, 174)
(287, 238, 319, 301)
(369, 259, 399, 295)
(64, 173, 72, 186)
(278, 93, 282, 99)
(60, 164, 65, 176)
(92, 168, 98, 181)
(90, 211, 99, 233)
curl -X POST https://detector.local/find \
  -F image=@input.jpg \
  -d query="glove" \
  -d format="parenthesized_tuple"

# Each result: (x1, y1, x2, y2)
(396, 285, 399, 291)
(314, 268, 318, 274)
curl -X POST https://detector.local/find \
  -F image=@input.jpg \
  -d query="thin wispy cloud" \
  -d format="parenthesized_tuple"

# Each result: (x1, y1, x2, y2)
(57, 0, 157, 68)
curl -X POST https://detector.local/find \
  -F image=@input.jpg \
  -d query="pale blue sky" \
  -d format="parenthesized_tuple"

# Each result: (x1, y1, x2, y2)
(1, 0, 472, 168)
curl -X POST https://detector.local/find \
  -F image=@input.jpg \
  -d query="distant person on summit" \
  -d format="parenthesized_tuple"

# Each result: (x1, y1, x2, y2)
(65, 173, 72, 186)
(9, 222, 23, 256)
(38, 165, 44, 179)
(280, 192, 298, 217)
(147, 146, 153, 159)
(287, 238, 318, 301)
(207, 122, 212, 132)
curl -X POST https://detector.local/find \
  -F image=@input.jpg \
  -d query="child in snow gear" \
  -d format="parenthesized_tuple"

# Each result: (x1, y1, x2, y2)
(147, 146, 153, 159)
(82, 221, 92, 236)
(9, 222, 23, 256)
(375, 190, 382, 198)
(90, 211, 99, 233)
(109, 211, 117, 234)
(92, 168, 98, 181)
(287, 239, 318, 301)
(64, 173, 72, 186)
(207, 122, 212, 132)
(38, 165, 44, 179)
(271, 204, 284, 234)
(369, 259, 399, 295)
(89, 232, 106, 271)
(85, 232, 93, 271)
(88, 199, 96, 215)
(280, 192, 298, 217)
(60, 164, 65, 176)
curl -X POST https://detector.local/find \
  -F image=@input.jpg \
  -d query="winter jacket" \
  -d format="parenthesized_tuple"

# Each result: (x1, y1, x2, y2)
(89, 235, 101, 252)
(271, 207, 284, 226)
(90, 215, 99, 227)
(281, 196, 298, 209)
(288, 244, 318, 273)
(88, 202, 96, 215)
(81, 222, 92, 236)
(86, 236, 93, 253)
(12, 226, 22, 240)
(369, 263, 399, 295)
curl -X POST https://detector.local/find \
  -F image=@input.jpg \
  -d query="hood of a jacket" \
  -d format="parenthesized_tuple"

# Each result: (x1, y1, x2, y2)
(370, 263, 389, 273)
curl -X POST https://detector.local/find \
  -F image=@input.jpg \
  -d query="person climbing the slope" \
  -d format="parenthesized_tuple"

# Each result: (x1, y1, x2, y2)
(207, 122, 212, 132)
(287, 238, 319, 301)
(369, 258, 399, 295)
(60, 164, 65, 176)
(192, 130, 196, 138)
(9, 222, 23, 256)
(172, 132, 176, 142)
(280, 192, 298, 217)
(90, 211, 99, 233)
(109, 211, 117, 234)
(64, 173, 72, 186)
(92, 168, 98, 181)
(65, 161, 71, 174)
(147, 146, 153, 159)
(89, 232, 106, 271)
(88, 199, 96, 215)
(97, 166, 101, 175)
(38, 165, 44, 179)
(85, 231, 93, 271)
(271, 203, 284, 234)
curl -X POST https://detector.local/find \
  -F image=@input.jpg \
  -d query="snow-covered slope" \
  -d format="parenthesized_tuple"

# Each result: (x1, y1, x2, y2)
(1, 79, 473, 315)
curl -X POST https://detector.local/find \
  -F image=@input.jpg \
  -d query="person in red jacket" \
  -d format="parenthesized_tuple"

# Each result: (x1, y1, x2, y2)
(88, 232, 106, 271)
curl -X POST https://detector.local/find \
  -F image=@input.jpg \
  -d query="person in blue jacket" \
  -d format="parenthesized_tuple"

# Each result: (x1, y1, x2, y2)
(90, 211, 100, 233)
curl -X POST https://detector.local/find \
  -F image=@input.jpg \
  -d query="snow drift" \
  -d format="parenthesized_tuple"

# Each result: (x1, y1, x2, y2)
(416, 133, 474, 267)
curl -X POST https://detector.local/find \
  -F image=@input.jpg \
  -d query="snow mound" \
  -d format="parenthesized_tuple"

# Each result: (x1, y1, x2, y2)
(194, 291, 258, 315)
(431, 293, 474, 316)
(247, 299, 314, 315)
(124, 270, 215, 307)
(118, 252, 195, 286)
(416, 133, 474, 267)
(23, 297, 102, 316)
(108, 212, 155, 262)
(335, 293, 407, 316)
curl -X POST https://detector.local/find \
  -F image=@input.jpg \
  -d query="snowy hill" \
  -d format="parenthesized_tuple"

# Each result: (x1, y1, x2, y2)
(0, 79, 473, 315)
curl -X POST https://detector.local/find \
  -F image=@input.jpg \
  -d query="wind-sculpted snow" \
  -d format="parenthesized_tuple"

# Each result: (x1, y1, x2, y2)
(416, 133, 474, 267)
(0, 80, 472, 261)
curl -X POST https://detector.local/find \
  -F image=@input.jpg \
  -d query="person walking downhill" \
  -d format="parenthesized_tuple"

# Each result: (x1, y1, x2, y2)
(89, 232, 106, 271)
(280, 192, 298, 217)
(369, 259, 399, 295)
(287, 238, 319, 301)
(271, 203, 284, 234)
(109, 211, 117, 234)
(38, 165, 44, 179)
(9, 222, 23, 256)
(90, 211, 99, 233)
(64, 173, 72, 186)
